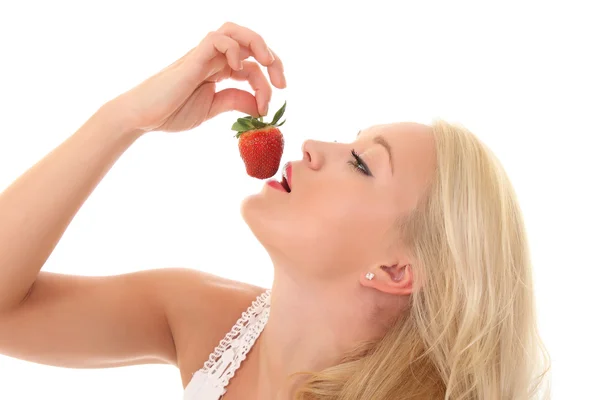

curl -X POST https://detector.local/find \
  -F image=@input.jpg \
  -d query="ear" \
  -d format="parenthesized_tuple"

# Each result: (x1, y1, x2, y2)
(360, 263, 413, 295)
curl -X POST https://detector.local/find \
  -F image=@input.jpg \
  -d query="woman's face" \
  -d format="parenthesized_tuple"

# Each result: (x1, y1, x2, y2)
(241, 122, 436, 282)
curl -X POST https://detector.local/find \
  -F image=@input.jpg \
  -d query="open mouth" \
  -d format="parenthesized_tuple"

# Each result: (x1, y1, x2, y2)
(281, 176, 291, 193)
(267, 163, 292, 193)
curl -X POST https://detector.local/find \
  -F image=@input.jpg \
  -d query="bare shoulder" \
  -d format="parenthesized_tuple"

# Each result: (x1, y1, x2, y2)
(158, 268, 267, 384)
(0, 266, 263, 378)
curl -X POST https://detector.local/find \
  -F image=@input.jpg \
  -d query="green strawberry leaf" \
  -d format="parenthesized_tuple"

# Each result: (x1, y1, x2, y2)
(233, 103, 286, 135)
(251, 120, 267, 128)
(276, 119, 286, 127)
(232, 118, 253, 131)
(231, 121, 246, 131)
(232, 120, 253, 131)
(241, 117, 255, 127)
(270, 101, 287, 125)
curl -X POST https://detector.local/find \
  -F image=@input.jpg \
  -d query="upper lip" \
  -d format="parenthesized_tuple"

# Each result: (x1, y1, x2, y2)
(283, 162, 292, 191)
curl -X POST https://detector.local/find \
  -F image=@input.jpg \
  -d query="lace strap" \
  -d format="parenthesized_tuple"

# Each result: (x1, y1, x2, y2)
(196, 289, 271, 393)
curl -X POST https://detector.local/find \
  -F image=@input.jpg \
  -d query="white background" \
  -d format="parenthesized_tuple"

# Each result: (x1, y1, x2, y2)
(0, 1, 598, 398)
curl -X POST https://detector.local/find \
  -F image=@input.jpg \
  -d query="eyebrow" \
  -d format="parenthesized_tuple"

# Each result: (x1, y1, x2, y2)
(357, 130, 394, 175)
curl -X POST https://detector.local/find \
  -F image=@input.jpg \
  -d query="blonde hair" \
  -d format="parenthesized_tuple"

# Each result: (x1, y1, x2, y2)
(292, 119, 551, 399)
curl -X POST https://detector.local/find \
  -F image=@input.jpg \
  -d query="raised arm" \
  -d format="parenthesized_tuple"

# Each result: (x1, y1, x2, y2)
(0, 22, 284, 370)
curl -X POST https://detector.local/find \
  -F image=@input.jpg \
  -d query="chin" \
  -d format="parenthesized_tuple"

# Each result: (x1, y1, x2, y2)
(240, 192, 278, 248)
(240, 190, 301, 261)
(239, 192, 260, 227)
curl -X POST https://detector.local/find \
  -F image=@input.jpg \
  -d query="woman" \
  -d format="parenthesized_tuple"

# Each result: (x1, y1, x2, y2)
(0, 22, 550, 399)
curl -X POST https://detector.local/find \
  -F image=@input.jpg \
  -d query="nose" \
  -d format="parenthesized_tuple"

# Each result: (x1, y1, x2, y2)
(301, 139, 325, 170)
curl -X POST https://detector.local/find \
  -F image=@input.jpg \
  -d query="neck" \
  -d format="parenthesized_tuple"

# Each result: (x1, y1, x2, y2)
(253, 266, 388, 400)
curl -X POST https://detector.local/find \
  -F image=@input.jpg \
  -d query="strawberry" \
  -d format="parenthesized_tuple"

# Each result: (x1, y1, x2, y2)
(232, 101, 287, 179)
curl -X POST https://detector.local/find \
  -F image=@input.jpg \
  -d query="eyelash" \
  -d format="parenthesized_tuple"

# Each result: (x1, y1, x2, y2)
(348, 149, 372, 176)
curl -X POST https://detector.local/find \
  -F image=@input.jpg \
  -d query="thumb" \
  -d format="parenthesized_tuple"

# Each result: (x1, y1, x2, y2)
(207, 88, 260, 120)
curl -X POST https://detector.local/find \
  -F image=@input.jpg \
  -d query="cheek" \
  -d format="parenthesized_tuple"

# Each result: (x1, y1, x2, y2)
(291, 189, 389, 253)
(295, 187, 362, 225)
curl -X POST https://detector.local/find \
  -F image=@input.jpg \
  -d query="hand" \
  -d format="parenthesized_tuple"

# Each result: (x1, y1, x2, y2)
(109, 22, 286, 134)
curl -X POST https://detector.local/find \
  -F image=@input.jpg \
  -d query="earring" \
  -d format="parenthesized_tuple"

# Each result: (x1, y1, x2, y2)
(365, 272, 375, 280)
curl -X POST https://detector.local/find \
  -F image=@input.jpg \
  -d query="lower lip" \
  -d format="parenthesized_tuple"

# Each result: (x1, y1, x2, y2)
(266, 180, 288, 192)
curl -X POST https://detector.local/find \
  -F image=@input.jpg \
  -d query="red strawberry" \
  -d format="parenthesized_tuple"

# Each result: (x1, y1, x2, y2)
(232, 101, 286, 179)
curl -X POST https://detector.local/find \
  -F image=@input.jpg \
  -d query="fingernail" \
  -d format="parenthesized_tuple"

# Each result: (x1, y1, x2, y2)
(268, 49, 275, 63)
(237, 61, 244, 71)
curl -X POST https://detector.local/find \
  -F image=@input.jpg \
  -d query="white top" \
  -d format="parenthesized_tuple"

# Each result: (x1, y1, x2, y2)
(183, 289, 271, 400)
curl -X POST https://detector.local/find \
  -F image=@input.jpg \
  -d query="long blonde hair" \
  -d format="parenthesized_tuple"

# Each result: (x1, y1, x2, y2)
(293, 119, 551, 399)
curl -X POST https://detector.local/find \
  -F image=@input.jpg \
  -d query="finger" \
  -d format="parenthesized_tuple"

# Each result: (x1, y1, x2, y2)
(210, 33, 245, 71)
(194, 31, 244, 71)
(239, 45, 251, 61)
(217, 22, 275, 68)
(208, 88, 259, 120)
(231, 61, 272, 116)
(265, 47, 286, 89)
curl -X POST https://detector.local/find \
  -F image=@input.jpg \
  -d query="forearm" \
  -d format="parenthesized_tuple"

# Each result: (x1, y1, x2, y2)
(0, 103, 142, 312)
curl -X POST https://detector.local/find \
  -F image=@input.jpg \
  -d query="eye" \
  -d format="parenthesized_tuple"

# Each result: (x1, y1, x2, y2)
(348, 149, 372, 177)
